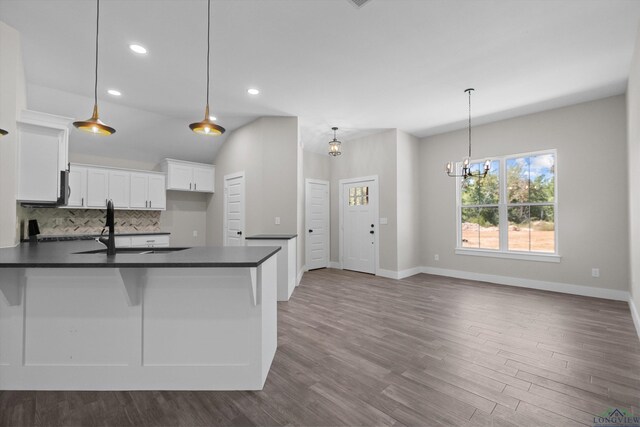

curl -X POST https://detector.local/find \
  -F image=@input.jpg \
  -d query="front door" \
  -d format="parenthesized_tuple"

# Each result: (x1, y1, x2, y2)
(224, 172, 245, 246)
(342, 179, 376, 274)
(305, 179, 329, 270)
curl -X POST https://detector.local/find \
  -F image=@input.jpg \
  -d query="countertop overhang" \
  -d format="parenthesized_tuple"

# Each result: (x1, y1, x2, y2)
(245, 234, 297, 240)
(0, 241, 280, 268)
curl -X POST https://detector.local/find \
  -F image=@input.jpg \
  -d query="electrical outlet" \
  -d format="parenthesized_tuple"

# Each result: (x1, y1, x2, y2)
(592, 268, 600, 278)
(275, 217, 281, 225)
(193, 230, 198, 238)
(434, 254, 439, 261)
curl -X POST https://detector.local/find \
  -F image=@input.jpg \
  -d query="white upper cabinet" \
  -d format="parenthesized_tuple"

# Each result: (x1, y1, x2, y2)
(16, 110, 72, 203)
(67, 165, 87, 208)
(129, 171, 166, 210)
(161, 159, 215, 193)
(108, 170, 130, 209)
(86, 168, 109, 208)
(70, 163, 166, 211)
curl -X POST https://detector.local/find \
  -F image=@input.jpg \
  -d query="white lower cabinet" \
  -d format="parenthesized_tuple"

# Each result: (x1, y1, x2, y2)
(115, 235, 170, 248)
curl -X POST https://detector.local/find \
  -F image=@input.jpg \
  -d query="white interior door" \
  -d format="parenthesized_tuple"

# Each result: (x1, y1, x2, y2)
(305, 179, 329, 270)
(224, 172, 245, 246)
(341, 178, 377, 274)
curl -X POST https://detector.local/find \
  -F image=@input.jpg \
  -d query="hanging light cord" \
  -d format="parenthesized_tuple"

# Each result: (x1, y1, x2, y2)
(94, 0, 100, 107)
(206, 0, 211, 109)
(467, 89, 472, 159)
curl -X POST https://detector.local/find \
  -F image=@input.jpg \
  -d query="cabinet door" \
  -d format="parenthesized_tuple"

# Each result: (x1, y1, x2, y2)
(168, 163, 193, 191)
(67, 166, 87, 207)
(17, 125, 64, 202)
(192, 165, 214, 192)
(86, 168, 109, 208)
(108, 170, 130, 209)
(130, 173, 149, 209)
(148, 175, 166, 210)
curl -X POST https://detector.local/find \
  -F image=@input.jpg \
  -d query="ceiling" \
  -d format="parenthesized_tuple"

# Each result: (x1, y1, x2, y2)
(1, 0, 639, 163)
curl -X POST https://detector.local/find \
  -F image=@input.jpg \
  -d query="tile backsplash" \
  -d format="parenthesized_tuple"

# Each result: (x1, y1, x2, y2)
(19, 208, 161, 236)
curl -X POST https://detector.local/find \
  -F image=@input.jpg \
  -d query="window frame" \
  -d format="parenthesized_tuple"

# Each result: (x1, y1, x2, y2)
(455, 149, 560, 262)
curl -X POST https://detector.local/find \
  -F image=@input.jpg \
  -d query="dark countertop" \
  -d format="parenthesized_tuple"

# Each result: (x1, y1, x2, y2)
(245, 234, 297, 240)
(0, 241, 280, 268)
(21, 232, 171, 242)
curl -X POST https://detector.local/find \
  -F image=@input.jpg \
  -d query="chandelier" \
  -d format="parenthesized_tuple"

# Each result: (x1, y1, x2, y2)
(328, 127, 342, 156)
(445, 88, 489, 180)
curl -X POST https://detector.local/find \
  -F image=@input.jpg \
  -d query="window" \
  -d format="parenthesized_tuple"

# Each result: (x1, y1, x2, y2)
(457, 150, 557, 259)
(348, 186, 369, 206)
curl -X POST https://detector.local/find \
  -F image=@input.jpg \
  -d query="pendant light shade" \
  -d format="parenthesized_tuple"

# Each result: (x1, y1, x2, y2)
(0, 128, 8, 137)
(328, 127, 342, 156)
(73, 0, 115, 136)
(190, 0, 225, 136)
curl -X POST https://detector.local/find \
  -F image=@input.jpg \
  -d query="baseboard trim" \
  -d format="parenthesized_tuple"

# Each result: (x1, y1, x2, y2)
(420, 266, 629, 302)
(329, 261, 342, 269)
(297, 266, 305, 286)
(376, 269, 398, 280)
(629, 297, 640, 341)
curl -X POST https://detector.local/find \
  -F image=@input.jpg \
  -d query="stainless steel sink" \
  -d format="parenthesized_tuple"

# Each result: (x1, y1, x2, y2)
(74, 247, 190, 255)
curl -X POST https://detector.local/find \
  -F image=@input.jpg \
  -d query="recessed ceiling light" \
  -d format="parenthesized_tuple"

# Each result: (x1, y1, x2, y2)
(129, 44, 147, 54)
(107, 89, 121, 96)
(247, 88, 260, 95)
(209, 115, 217, 121)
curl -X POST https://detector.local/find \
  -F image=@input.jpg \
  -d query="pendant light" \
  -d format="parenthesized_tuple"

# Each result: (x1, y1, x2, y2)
(328, 127, 342, 156)
(73, 0, 115, 136)
(0, 129, 7, 137)
(445, 88, 489, 180)
(189, 0, 225, 136)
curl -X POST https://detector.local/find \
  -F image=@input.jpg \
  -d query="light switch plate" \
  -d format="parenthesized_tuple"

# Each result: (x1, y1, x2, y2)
(379, 217, 388, 225)
(275, 217, 281, 225)
(193, 230, 198, 237)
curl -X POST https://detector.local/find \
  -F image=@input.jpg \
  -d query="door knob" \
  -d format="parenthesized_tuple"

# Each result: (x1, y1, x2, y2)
(370, 230, 375, 234)
(309, 229, 313, 233)
(237, 231, 242, 235)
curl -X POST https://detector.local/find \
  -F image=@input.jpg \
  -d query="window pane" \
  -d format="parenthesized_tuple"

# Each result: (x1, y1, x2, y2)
(461, 207, 479, 248)
(530, 205, 555, 252)
(478, 207, 499, 249)
(507, 157, 530, 203)
(529, 154, 555, 203)
(461, 160, 499, 205)
(507, 154, 555, 204)
(508, 206, 530, 251)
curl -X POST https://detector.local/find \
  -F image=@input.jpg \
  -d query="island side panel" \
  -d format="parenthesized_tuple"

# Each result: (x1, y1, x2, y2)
(0, 262, 279, 390)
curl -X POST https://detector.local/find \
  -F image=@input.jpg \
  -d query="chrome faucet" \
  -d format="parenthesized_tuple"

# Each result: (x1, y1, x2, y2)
(98, 199, 116, 256)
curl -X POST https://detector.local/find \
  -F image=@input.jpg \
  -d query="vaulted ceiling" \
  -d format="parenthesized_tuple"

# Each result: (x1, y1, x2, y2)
(1, 0, 639, 163)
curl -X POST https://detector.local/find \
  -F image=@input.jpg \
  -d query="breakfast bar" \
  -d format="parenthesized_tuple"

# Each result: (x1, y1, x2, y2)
(0, 241, 280, 391)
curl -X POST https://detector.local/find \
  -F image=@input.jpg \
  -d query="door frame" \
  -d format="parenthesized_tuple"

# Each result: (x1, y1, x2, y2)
(338, 175, 379, 275)
(223, 171, 246, 246)
(305, 178, 330, 270)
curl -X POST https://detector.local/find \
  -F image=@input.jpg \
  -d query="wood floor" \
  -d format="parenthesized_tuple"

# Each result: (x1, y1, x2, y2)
(1, 269, 639, 426)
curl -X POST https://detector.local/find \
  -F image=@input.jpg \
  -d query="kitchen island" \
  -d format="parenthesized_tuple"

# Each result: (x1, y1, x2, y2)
(0, 241, 280, 391)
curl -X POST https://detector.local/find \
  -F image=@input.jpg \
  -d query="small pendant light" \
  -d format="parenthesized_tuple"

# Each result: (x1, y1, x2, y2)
(73, 0, 115, 136)
(328, 127, 342, 156)
(189, 0, 225, 136)
(0, 129, 8, 137)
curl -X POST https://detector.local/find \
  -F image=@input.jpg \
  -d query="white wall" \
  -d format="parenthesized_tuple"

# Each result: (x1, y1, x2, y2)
(420, 95, 629, 294)
(628, 26, 640, 315)
(397, 130, 421, 272)
(0, 22, 27, 247)
(69, 153, 207, 247)
(207, 117, 299, 246)
(329, 129, 398, 271)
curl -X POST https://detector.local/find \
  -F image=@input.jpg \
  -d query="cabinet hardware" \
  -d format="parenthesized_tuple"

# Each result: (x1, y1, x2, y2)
(190, 182, 192, 190)
(195, 183, 197, 190)
(149, 200, 152, 208)
(81, 197, 84, 206)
